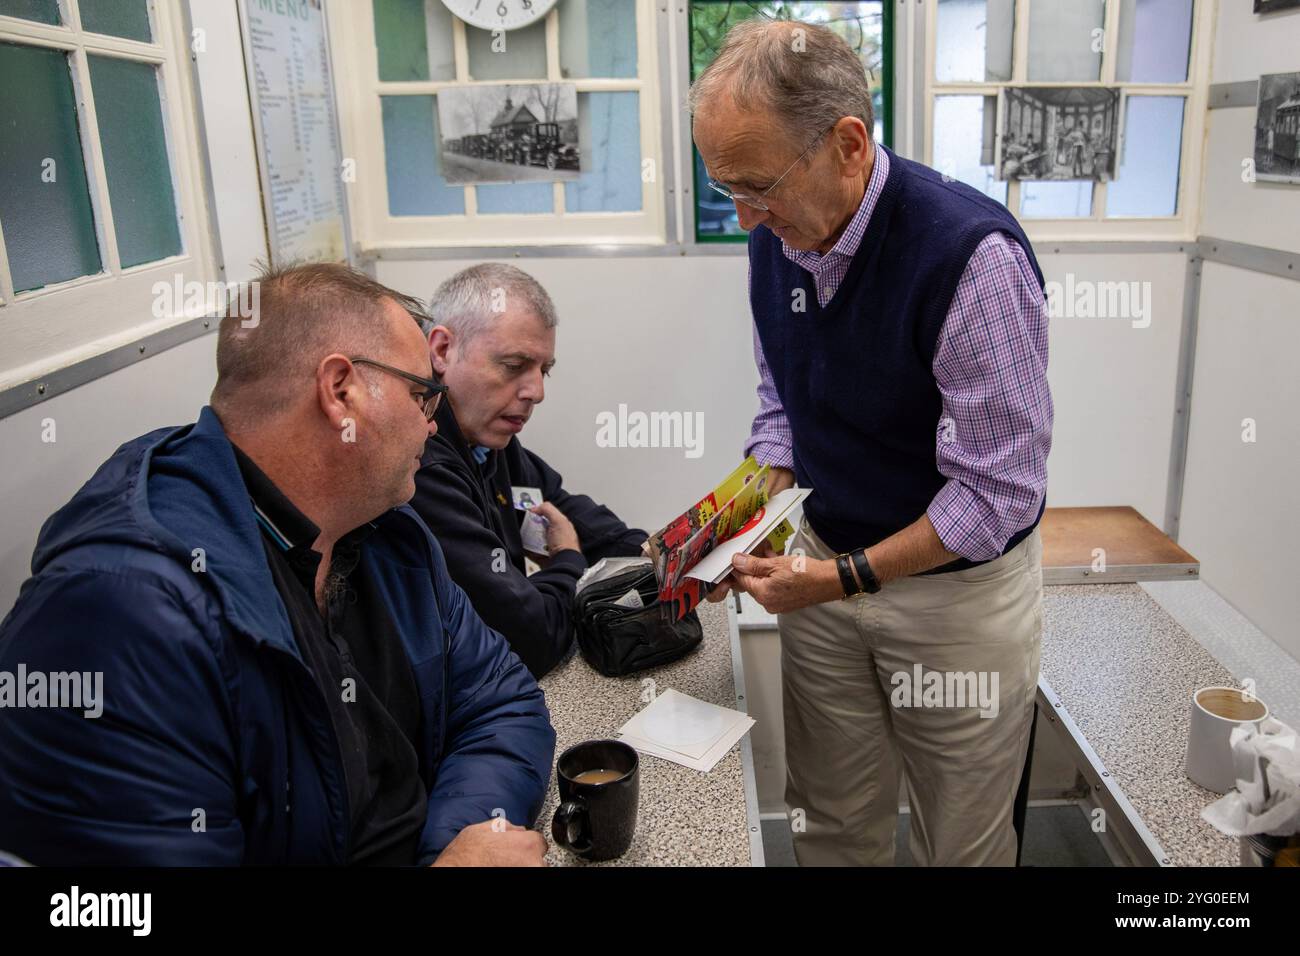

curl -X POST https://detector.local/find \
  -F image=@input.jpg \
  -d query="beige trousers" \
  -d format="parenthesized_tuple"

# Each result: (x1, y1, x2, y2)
(779, 517, 1043, 866)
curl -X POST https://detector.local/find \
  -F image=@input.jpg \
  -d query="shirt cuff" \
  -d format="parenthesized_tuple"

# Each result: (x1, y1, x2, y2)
(743, 437, 795, 471)
(926, 479, 1009, 563)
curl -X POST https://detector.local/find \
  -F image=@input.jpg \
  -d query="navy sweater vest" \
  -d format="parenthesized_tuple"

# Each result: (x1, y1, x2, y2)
(750, 146, 1046, 570)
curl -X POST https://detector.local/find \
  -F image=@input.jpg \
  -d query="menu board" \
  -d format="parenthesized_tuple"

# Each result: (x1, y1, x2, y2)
(238, 0, 349, 266)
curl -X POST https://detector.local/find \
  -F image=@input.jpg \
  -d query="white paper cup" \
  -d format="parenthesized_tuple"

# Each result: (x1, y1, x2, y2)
(1185, 686, 1269, 794)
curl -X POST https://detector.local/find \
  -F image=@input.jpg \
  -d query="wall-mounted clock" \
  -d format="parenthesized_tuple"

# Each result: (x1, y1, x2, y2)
(441, 0, 559, 32)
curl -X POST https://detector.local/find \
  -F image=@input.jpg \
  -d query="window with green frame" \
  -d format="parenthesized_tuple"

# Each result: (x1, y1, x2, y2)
(687, 1, 892, 242)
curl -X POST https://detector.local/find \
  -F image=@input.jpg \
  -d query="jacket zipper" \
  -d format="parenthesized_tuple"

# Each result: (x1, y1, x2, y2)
(262, 641, 349, 861)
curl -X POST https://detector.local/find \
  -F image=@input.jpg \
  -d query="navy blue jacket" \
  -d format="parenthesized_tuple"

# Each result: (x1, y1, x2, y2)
(413, 400, 648, 679)
(750, 146, 1045, 565)
(0, 407, 555, 865)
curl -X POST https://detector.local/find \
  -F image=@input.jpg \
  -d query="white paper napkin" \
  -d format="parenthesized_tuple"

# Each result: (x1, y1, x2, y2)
(617, 688, 755, 773)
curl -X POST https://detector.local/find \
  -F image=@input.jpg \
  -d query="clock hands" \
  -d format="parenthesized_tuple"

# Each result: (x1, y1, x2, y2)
(446, 0, 557, 29)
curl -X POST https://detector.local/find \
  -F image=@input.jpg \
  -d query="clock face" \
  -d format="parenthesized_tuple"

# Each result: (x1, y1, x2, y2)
(441, 0, 560, 32)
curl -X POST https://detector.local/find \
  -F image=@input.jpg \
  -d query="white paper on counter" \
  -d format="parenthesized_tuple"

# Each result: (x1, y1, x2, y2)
(684, 488, 811, 583)
(616, 688, 755, 773)
(621, 721, 754, 773)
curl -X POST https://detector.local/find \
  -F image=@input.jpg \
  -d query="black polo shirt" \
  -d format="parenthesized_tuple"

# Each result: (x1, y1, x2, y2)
(233, 446, 426, 865)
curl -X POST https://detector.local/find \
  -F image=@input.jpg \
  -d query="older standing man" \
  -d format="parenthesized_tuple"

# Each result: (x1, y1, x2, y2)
(692, 21, 1053, 866)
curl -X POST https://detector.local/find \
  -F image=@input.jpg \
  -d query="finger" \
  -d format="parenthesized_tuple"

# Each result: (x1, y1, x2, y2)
(705, 577, 734, 602)
(731, 552, 775, 577)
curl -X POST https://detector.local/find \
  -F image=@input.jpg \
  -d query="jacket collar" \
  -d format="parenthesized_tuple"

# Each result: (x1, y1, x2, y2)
(134, 406, 308, 656)
(425, 397, 503, 479)
(30, 405, 440, 700)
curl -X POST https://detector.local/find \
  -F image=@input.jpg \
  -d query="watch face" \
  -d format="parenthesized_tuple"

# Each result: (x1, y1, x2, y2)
(441, 0, 559, 32)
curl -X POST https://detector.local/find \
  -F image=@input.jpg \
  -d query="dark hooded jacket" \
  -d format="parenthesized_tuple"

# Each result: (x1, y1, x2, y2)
(0, 407, 554, 865)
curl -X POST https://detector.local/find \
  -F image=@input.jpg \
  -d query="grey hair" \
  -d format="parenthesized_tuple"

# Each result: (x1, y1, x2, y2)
(686, 19, 874, 149)
(426, 263, 558, 344)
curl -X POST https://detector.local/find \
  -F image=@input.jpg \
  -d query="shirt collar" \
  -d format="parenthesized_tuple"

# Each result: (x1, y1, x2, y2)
(232, 444, 320, 552)
(430, 395, 505, 476)
(782, 140, 890, 268)
(432, 396, 497, 470)
(232, 444, 378, 556)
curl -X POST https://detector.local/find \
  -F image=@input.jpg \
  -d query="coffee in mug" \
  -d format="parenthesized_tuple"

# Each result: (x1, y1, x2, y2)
(552, 739, 639, 861)
(1185, 686, 1269, 794)
(572, 769, 625, 785)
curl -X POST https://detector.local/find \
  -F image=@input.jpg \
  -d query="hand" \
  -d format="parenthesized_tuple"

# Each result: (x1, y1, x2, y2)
(704, 467, 794, 605)
(706, 538, 779, 605)
(530, 502, 580, 555)
(727, 552, 843, 615)
(431, 819, 549, 867)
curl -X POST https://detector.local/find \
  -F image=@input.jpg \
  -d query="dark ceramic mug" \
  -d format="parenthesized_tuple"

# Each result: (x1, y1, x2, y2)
(551, 739, 639, 861)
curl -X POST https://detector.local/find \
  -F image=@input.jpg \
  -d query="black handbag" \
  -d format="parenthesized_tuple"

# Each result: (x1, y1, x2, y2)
(573, 565, 703, 677)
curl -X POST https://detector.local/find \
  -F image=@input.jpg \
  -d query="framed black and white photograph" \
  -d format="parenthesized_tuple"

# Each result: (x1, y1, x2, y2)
(1254, 0, 1300, 14)
(1254, 71, 1300, 184)
(996, 86, 1122, 182)
(436, 83, 581, 185)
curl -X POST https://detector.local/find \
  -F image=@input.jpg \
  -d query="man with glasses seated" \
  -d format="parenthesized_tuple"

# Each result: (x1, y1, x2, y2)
(0, 263, 553, 866)
(691, 21, 1053, 867)
(409, 264, 648, 680)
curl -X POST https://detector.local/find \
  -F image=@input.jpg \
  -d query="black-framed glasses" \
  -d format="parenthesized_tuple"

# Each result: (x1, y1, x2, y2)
(349, 357, 448, 421)
(705, 124, 836, 211)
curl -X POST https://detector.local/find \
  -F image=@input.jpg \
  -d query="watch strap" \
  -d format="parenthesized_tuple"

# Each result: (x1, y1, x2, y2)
(835, 553, 860, 598)
(849, 549, 881, 594)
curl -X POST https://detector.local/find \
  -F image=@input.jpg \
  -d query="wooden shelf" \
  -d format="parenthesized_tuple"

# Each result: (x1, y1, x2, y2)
(1040, 506, 1199, 584)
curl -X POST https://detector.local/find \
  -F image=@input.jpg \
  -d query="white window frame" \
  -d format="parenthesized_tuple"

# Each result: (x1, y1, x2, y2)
(0, 0, 218, 391)
(924, 0, 1215, 242)
(329, 0, 666, 252)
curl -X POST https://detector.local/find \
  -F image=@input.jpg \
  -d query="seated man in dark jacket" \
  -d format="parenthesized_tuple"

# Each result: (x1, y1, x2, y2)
(0, 263, 553, 866)
(412, 264, 647, 679)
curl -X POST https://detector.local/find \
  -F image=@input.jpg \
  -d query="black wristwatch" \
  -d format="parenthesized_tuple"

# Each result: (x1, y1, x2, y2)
(849, 549, 882, 594)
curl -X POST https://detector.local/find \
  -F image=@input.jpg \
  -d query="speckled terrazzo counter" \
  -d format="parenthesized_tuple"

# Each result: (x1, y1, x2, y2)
(536, 600, 752, 866)
(1042, 584, 1243, 867)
